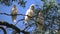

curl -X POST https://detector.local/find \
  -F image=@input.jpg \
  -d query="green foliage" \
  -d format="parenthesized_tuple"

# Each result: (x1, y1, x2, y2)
(18, 0, 27, 8)
(41, 0, 57, 15)
(0, 0, 27, 7)
(0, 0, 11, 6)
(34, 0, 59, 34)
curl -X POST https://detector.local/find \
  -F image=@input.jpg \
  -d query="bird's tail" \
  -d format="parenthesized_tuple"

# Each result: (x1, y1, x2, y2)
(12, 16, 17, 22)
(13, 20, 16, 22)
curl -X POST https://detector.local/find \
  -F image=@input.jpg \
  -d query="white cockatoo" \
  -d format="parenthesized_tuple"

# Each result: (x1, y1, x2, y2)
(25, 4, 34, 23)
(11, 4, 18, 22)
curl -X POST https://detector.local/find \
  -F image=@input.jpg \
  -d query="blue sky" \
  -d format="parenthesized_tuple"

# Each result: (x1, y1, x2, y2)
(0, 0, 60, 34)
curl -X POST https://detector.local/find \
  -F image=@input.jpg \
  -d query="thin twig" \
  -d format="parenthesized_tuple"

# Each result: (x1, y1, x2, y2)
(15, 19, 24, 25)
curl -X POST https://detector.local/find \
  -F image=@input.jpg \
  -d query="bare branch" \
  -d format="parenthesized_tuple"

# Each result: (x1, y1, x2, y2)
(0, 12, 11, 16)
(15, 19, 24, 25)
(24, 23, 34, 30)
(23, 19, 43, 31)
(0, 12, 25, 16)
(0, 21, 29, 34)
(0, 27, 6, 34)
(0, 12, 36, 18)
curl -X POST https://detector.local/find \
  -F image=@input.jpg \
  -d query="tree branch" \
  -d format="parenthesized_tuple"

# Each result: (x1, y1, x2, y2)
(15, 19, 24, 25)
(0, 12, 36, 18)
(0, 12, 25, 16)
(0, 21, 29, 34)
(0, 27, 6, 34)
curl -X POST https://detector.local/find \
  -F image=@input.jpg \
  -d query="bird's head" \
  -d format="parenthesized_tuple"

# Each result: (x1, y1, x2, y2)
(13, 4, 16, 8)
(30, 4, 34, 10)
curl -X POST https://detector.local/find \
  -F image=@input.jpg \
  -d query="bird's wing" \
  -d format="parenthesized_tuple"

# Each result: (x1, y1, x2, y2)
(11, 7, 18, 15)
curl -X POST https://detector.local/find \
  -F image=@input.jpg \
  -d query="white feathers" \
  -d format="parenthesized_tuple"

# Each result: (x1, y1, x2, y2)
(14, 20, 16, 22)
(25, 4, 34, 23)
(11, 5, 18, 22)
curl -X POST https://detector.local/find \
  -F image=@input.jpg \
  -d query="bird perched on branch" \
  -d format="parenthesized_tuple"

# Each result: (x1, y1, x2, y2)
(25, 4, 35, 23)
(37, 12, 44, 24)
(11, 4, 18, 22)
(36, 12, 44, 31)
